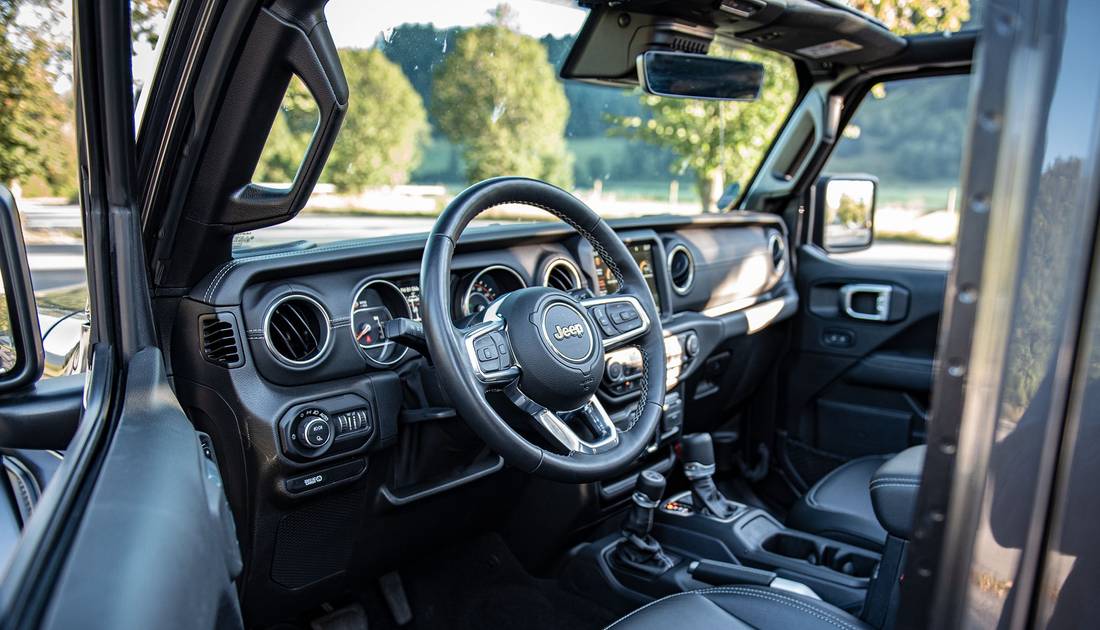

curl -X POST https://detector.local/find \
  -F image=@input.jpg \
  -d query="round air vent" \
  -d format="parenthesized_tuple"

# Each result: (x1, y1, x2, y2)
(769, 233, 788, 277)
(543, 258, 583, 292)
(667, 244, 695, 295)
(264, 295, 331, 367)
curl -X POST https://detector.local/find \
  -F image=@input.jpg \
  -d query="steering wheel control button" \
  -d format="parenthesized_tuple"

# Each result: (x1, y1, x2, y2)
(607, 302, 642, 332)
(591, 305, 621, 337)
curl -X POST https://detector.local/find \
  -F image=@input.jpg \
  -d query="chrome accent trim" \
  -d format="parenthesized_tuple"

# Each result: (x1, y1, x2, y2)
(263, 294, 332, 368)
(839, 283, 893, 322)
(350, 278, 411, 366)
(462, 264, 527, 318)
(538, 301, 595, 364)
(462, 318, 520, 384)
(768, 232, 788, 278)
(581, 295, 652, 348)
(505, 383, 619, 455)
(667, 243, 696, 295)
(632, 492, 660, 509)
(542, 257, 584, 291)
(683, 461, 716, 480)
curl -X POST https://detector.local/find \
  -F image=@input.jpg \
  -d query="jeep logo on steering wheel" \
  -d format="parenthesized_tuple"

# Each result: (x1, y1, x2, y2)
(541, 302, 595, 363)
(554, 323, 585, 340)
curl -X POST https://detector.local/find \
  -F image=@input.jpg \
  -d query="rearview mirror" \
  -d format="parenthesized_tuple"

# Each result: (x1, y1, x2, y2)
(818, 175, 877, 253)
(636, 50, 764, 101)
(0, 187, 44, 392)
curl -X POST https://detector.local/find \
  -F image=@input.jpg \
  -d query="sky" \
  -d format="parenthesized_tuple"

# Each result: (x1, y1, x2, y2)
(324, 0, 588, 47)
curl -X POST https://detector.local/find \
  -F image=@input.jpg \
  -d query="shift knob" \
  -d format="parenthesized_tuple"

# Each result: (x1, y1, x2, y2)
(635, 470, 667, 504)
(682, 433, 716, 467)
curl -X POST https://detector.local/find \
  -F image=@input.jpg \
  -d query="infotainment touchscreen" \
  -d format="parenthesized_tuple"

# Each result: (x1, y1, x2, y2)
(593, 241, 661, 310)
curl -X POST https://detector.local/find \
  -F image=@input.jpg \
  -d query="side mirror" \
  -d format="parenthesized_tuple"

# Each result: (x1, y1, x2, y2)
(0, 187, 44, 392)
(636, 50, 764, 101)
(817, 175, 877, 253)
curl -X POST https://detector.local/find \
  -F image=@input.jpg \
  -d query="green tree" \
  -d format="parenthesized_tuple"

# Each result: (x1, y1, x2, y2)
(253, 50, 429, 191)
(0, 3, 68, 189)
(432, 9, 573, 188)
(612, 47, 797, 211)
(844, 0, 970, 35)
(325, 48, 428, 191)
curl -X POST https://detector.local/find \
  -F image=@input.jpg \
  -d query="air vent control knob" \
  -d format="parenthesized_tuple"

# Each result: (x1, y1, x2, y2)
(294, 408, 333, 450)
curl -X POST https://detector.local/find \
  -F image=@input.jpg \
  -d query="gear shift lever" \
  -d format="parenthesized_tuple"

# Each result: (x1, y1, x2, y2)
(682, 433, 741, 520)
(612, 471, 675, 576)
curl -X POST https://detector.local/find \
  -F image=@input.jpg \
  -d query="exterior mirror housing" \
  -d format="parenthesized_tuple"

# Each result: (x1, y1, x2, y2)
(0, 187, 44, 392)
(817, 175, 877, 253)
(636, 50, 763, 101)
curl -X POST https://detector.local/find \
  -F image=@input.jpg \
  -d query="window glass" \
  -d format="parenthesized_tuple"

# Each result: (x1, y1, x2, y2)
(825, 74, 972, 268)
(838, 0, 982, 36)
(237, 0, 798, 250)
(1, 1, 172, 377)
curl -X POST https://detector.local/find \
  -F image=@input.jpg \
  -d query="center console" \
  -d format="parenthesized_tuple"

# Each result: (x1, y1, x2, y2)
(564, 435, 883, 615)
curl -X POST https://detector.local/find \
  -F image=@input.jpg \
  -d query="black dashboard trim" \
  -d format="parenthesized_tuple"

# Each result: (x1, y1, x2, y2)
(195, 213, 787, 306)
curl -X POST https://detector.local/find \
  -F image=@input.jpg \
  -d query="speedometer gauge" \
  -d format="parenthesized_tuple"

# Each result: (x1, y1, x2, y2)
(351, 279, 412, 367)
(459, 265, 527, 318)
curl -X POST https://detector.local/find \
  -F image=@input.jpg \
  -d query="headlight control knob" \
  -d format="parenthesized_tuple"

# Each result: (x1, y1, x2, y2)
(295, 408, 333, 450)
(684, 332, 700, 358)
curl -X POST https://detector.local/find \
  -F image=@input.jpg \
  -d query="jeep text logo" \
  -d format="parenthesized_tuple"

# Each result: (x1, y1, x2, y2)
(554, 323, 585, 340)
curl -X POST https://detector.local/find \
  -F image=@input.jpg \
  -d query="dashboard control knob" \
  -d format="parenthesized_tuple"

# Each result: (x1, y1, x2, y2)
(607, 361, 623, 381)
(684, 332, 700, 357)
(295, 409, 333, 449)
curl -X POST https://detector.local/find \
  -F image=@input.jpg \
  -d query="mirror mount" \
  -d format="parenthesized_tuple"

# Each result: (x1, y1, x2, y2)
(636, 50, 764, 101)
(815, 174, 878, 253)
(0, 187, 44, 393)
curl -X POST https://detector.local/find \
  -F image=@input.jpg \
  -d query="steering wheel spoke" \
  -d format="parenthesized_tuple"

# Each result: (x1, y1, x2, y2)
(582, 294, 651, 350)
(461, 318, 519, 385)
(504, 382, 619, 455)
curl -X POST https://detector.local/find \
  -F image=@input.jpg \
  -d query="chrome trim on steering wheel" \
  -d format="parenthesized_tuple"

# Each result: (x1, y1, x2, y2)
(462, 318, 520, 384)
(504, 382, 620, 455)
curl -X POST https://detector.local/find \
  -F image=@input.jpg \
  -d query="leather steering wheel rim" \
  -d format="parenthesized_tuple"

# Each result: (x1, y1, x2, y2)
(420, 177, 666, 483)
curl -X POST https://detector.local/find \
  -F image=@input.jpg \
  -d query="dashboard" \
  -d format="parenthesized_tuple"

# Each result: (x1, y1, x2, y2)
(175, 212, 799, 613)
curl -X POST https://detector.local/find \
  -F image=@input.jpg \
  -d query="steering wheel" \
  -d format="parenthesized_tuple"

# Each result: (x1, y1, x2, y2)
(420, 177, 666, 483)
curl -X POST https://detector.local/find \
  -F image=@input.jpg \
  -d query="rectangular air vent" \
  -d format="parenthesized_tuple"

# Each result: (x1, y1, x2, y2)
(200, 312, 244, 368)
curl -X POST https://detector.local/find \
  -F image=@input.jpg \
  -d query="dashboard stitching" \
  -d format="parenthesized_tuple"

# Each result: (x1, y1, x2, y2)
(204, 240, 400, 303)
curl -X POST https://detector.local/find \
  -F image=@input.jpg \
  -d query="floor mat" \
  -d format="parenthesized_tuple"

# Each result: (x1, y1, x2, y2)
(362, 533, 617, 630)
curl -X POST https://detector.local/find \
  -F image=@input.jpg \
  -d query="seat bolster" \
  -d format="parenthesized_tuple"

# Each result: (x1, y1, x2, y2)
(788, 454, 889, 550)
(869, 445, 926, 540)
(606, 587, 872, 630)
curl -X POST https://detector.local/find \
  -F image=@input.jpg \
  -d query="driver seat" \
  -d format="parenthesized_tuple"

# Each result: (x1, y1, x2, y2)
(607, 586, 871, 629)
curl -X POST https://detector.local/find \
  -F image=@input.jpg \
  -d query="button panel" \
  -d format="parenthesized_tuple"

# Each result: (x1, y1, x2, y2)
(472, 330, 512, 374)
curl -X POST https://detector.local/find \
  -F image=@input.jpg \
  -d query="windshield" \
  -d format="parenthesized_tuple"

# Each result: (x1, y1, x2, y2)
(236, 0, 797, 250)
(837, 0, 981, 35)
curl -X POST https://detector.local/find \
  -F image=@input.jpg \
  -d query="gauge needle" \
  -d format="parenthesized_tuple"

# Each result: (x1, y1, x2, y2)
(356, 324, 372, 342)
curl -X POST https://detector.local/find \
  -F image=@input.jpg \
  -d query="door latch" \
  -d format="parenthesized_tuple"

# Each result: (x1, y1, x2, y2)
(839, 284, 893, 322)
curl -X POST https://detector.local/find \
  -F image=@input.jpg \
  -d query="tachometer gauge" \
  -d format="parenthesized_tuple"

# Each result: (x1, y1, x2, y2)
(459, 265, 527, 319)
(466, 279, 498, 315)
(351, 280, 412, 367)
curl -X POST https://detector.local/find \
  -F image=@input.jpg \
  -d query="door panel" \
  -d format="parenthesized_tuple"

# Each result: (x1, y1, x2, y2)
(40, 349, 242, 630)
(781, 246, 946, 485)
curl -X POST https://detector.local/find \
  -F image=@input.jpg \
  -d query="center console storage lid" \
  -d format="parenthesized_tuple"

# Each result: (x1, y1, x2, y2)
(869, 445, 926, 540)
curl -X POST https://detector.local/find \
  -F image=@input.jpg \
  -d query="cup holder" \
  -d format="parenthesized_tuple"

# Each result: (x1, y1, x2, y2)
(762, 533, 819, 564)
(761, 532, 878, 578)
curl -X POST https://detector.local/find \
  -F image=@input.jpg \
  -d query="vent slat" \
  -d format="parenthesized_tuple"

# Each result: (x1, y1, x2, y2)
(266, 296, 327, 365)
(545, 260, 581, 292)
(199, 313, 243, 368)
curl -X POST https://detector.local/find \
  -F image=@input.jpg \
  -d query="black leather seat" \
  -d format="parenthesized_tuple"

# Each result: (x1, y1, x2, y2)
(787, 454, 891, 551)
(606, 586, 871, 630)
